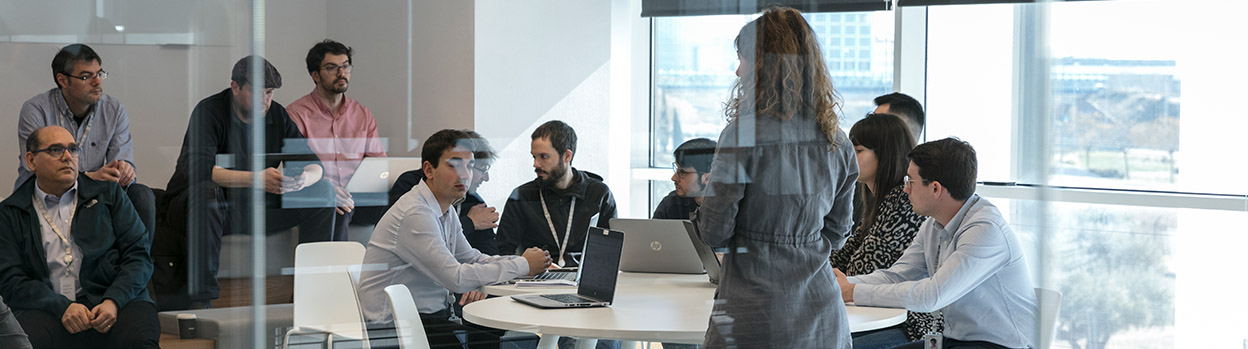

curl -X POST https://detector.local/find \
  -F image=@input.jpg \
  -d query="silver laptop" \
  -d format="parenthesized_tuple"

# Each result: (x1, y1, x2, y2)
(611, 218, 705, 274)
(513, 227, 624, 308)
(686, 221, 722, 285)
(344, 157, 392, 207)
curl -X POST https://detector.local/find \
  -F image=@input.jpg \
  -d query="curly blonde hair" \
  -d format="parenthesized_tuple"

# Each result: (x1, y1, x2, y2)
(725, 6, 842, 143)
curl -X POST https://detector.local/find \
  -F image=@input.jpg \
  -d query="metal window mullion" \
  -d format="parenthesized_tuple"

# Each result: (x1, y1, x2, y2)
(248, 1, 267, 348)
(894, 5, 928, 141)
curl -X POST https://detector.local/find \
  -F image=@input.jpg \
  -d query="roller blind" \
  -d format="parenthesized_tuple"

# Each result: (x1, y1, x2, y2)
(640, 0, 892, 17)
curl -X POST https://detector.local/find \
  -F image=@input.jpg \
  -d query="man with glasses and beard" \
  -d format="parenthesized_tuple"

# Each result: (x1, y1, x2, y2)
(288, 39, 388, 231)
(495, 120, 617, 268)
(17, 44, 156, 243)
(653, 138, 716, 220)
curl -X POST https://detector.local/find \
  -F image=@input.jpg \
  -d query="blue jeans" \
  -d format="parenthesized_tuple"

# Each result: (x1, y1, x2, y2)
(852, 325, 911, 349)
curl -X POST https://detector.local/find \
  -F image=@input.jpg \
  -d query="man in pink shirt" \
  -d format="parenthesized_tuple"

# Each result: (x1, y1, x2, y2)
(287, 39, 387, 230)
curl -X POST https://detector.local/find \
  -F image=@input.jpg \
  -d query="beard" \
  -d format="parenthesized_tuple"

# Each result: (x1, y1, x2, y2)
(327, 78, 348, 94)
(537, 162, 569, 187)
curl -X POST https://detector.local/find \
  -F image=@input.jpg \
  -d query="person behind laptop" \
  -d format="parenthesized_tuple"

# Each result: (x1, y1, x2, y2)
(872, 92, 925, 141)
(835, 138, 1038, 349)
(830, 114, 938, 349)
(164, 56, 340, 308)
(356, 129, 550, 348)
(287, 39, 388, 228)
(388, 131, 500, 254)
(496, 120, 618, 266)
(16, 43, 156, 242)
(652, 138, 716, 220)
(693, 7, 858, 347)
(0, 126, 158, 348)
(853, 92, 927, 232)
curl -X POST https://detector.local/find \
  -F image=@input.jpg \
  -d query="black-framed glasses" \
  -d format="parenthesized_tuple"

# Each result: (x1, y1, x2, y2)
(31, 145, 81, 158)
(321, 64, 352, 74)
(903, 175, 930, 190)
(62, 70, 108, 81)
(672, 162, 698, 178)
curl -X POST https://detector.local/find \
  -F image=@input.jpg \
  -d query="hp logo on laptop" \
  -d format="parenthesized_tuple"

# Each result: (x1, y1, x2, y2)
(650, 241, 662, 251)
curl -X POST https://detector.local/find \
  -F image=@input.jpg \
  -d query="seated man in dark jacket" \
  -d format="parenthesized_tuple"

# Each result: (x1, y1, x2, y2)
(495, 121, 617, 266)
(163, 56, 339, 307)
(652, 138, 716, 220)
(0, 126, 157, 348)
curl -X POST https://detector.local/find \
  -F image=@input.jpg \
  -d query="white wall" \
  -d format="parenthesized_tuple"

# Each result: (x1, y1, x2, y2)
(473, 0, 619, 213)
(0, 0, 633, 214)
(0, 0, 329, 195)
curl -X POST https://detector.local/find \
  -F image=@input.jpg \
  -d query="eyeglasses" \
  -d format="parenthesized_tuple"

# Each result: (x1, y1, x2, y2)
(31, 145, 81, 158)
(62, 70, 108, 81)
(902, 175, 930, 190)
(672, 162, 699, 178)
(471, 162, 491, 173)
(321, 64, 352, 74)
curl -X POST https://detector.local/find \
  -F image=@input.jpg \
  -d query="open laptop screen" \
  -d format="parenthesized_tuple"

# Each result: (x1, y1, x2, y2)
(577, 227, 625, 302)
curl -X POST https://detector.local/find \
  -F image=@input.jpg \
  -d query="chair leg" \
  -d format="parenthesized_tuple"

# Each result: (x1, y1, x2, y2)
(537, 334, 561, 349)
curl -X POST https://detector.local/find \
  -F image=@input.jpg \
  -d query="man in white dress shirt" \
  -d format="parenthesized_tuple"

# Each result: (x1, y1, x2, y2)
(356, 129, 549, 349)
(835, 138, 1038, 349)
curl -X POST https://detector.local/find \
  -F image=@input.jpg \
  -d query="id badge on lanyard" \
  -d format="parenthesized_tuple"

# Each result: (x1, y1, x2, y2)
(59, 275, 76, 301)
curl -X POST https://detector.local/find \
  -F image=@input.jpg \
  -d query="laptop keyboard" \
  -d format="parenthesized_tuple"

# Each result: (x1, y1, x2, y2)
(541, 294, 592, 303)
(532, 272, 574, 280)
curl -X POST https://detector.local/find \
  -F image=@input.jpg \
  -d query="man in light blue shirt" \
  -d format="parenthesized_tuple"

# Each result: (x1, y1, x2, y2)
(16, 44, 155, 241)
(835, 138, 1038, 349)
(357, 129, 549, 348)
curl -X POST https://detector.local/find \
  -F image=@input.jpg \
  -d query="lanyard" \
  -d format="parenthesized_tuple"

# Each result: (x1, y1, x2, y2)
(32, 193, 77, 271)
(57, 97, 94, 144)
(539, 191, 575, 264)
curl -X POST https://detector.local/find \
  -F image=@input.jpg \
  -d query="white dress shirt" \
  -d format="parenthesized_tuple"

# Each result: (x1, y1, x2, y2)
(849, 195, 1038, 348)
(356, 181, 528, 325)
(33, 181, 83, 299)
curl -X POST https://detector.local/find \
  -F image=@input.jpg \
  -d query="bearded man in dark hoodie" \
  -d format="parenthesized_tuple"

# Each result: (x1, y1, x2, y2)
(495, 120, 617, 267)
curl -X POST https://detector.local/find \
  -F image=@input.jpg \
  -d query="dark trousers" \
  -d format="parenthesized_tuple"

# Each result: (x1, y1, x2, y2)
(421, 314, 503, 349)
(367, 311, 508, 349)
(167, 180, 344, 302)
(893, 338, 1011, 349)
(124, 183, 156, 243)
(16, 300, 159, 349)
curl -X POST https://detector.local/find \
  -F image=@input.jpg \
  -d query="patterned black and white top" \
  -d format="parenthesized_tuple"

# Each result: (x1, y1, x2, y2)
(831, 185, 943, 340)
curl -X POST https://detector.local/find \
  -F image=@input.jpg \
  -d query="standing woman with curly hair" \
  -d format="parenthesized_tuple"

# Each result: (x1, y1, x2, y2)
(693, 6, 858, 348)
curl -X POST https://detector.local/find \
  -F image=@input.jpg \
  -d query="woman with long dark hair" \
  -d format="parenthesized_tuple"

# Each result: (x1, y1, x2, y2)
(832, 114, 941, 348)
(694, 6, 857, 348)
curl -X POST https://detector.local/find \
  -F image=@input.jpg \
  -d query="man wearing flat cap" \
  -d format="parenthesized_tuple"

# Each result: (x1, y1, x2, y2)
(164, 56, 340, 308)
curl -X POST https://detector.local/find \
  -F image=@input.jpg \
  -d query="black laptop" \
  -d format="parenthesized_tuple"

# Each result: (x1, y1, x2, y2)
(512, 227, 625, 308)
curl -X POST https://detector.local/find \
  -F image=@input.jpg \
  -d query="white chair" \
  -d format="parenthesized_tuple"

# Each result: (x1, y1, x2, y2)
(384, 285, 432, 349)
(284, 241, 369, 349)
(1035, 287, 1063, 349)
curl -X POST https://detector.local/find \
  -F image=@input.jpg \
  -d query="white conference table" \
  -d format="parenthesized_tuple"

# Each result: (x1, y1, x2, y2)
(463, 272, 906, 349)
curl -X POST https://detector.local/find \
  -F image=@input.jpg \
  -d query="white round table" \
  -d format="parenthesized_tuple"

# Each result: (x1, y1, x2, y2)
(465, 272, 906, 348)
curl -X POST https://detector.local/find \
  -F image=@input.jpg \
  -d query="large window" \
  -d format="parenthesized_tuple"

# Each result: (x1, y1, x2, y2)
(926, 1, 1248, 348)
(649, 11, 895, 209)
(645, 1, 1248, 348)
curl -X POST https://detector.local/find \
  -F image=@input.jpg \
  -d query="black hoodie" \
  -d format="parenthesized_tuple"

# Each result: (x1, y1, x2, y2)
(495, 168, 617, 266)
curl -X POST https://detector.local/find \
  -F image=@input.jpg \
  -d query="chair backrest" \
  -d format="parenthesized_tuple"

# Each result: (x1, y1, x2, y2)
(1035, 287, 1063, 349)
(293, 241, 369, 345)
(384, 285, 431, 349)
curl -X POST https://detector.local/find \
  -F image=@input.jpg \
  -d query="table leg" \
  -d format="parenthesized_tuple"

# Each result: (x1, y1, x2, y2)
(537, 334, 561, 349)
(572, 338, 599, 349)
(621, 340, 639, 348)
